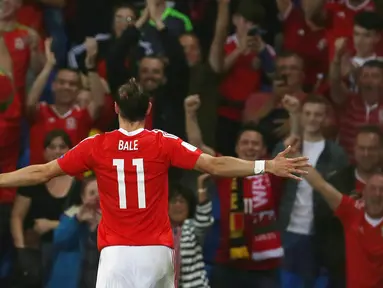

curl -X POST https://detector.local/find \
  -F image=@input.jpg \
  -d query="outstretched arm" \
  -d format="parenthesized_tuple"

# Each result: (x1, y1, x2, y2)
(304, 166, 342, 210)
(195, 146, 309, 180)
(0, 161, 64, 188)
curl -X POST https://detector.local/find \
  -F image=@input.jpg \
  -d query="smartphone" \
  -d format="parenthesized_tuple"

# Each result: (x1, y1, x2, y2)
(247, 27, 260, 36)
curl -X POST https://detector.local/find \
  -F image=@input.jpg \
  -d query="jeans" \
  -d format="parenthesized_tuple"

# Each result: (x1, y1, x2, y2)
(281, 231, 328, 288)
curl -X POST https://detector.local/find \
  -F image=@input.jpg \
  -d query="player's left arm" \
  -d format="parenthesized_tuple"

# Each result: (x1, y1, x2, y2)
(0, 161, 64, 188)
(166, 135, 309, 180)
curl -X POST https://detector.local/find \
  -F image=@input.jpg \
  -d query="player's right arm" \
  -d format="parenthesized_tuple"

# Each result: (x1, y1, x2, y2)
(0, 161, 64, 187)
(0, 135, 97, 188)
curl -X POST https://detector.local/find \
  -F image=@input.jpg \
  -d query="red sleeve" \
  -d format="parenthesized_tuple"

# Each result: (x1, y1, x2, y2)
(335, 195, 359, 228)
(164, 136, 202, 170)
(57, 135, 98, 176)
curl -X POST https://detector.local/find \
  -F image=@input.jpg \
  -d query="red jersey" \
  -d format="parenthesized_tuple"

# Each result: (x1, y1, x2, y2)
(0, 70, 21, 150)
(219, 34, 275, 121)
(282, 5, 328, 87)
(29, 102, 93, 164)
(338, 94, 383, 160)
(3, 24, 33, 99)
(57, 128, 202, 250)
(324, 0, 375, 60)
(335, 195, 383, 288)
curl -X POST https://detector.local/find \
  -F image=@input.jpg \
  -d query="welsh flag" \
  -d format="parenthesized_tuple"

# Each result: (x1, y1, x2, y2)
(0, 70, 14, 112)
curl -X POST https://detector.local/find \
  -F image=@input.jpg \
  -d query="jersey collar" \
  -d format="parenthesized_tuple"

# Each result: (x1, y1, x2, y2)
(118, 128, 144, 136)
(365, 213, 383, 227)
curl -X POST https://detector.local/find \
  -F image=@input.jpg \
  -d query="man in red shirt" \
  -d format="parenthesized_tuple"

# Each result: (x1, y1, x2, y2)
(26, 38, 105, 164)
(303, 162, 383, 288)
(324, 125, 383, 285)
(217, 1, 275, 156)
(331, 11, 382, 93)
(277, 0, 328, 90)
(305, 0, 376, 60)
(330, 53, 383, 159)
(0, 78, 309, 287)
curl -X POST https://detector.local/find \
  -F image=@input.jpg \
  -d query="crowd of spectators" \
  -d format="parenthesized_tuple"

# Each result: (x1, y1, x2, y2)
(0, 0, 383, 287)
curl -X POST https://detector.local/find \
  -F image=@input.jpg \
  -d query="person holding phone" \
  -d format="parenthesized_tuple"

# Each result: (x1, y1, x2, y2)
(217, 1, 276, 157)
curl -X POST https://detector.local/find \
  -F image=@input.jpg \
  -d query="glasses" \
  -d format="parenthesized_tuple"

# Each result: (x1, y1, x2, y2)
(115, 15, 136, 24)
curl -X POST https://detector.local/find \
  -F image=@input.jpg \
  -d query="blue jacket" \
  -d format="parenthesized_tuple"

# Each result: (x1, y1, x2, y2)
(47, 207, 89, 288)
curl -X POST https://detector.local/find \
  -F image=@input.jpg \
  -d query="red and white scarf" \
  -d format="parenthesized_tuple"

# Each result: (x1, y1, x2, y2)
(244, 174, 284, 261)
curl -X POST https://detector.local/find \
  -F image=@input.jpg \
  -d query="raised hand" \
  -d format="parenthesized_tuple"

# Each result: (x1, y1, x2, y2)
(28, 29, 40, 51)
(44, 38, 56, 67)
(197, 173, 210, 203)
(334, 37, 347, 58)
(282, 94, 300, 113)
(276, 0, 292, 14)
(84, 37, 98, 69)
(267, 146, 310, 180)
(184, 94, 201, 113)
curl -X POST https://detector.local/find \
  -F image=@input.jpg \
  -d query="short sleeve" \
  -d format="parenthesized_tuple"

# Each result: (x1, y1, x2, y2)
(17, 186, 35, 198)
(57, 135, 98, 176)
(335, 195, 360, 228)
(163, 135, 202, 170)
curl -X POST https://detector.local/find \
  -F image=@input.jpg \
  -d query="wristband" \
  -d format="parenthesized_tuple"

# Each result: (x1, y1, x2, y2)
(253, 160, 265, 175)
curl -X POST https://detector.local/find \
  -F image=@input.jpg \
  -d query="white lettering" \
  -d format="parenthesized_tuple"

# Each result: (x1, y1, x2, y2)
(252, 177, 268, 209)
(118, 140, 138, 151)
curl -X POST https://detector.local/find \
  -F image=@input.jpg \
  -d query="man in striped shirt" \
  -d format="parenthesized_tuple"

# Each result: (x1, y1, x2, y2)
(330, 51, 383, 160)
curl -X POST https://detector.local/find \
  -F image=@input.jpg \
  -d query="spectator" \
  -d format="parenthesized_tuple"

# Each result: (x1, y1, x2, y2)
(181, 0, 229, 148)
(48, 175, 100, 288)
(304, 164, 383, 288)
(185, 95, 283, 288)
(10, 130, 81, 287)
(277, 0, 328, 90)
(140, 0, 193, 55)
(321, 125, 383, 288)
(274, 95, 348, 287)
(217, 0, 276, 156)
(0, 1, 44, 283)
(334, 11, 382, 92)
(169, 183, 213, 288)
(305, 0, 377, 61)
(108, 1, 189, 138)
(68, 3, 139, 76)
(243, 52, 307, 150)
(331, 59, 383, 160)
(26, 38, 105, 164)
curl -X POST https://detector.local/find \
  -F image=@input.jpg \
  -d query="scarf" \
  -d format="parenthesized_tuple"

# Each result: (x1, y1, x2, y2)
(229, 175, 283, 261)
(229, 177, 250, 259)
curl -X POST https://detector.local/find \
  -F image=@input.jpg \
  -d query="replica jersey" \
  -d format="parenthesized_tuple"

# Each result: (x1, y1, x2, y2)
(57, 128, 202, 250)
(29, 102, 93, 164)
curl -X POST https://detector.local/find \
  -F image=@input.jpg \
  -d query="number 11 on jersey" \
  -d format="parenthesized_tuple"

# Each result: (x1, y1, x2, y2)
(113, 158, 146, 209)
